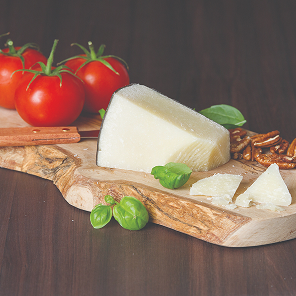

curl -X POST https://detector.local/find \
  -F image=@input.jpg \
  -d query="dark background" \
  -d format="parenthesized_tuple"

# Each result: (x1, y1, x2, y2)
(2, 0, 296, 138)
(1, 0, 296, 295)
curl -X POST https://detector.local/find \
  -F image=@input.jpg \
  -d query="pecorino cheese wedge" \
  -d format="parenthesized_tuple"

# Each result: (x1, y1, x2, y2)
(97, 84, 230, 173)
(190, 173, 243, 205)
(235, 163, 292, 208)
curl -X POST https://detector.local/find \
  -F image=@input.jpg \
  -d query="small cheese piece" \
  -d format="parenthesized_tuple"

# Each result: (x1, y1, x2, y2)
(256, 203, 284, 212)
(97, 84, 230, 173)
(235, 163, 292, 207)
(190, 173, 243, 205)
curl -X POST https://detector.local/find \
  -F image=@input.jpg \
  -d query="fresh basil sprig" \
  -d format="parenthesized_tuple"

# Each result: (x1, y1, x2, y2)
(199, 104, 246, 129)
(90, 195, 149, 230)
(151, 162, 192, 189)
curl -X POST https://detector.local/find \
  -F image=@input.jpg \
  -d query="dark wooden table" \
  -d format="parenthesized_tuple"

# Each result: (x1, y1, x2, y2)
(1, 0, 296, 295)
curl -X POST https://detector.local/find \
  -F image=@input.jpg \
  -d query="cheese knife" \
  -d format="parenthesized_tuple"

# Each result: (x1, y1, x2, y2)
(0, 126, 100, 147)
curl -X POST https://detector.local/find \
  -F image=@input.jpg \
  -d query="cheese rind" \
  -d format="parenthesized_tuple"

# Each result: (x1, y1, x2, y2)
(97, 84, 230, 173)
(190, 173, 243, 205)
(235, 163, 292, 207)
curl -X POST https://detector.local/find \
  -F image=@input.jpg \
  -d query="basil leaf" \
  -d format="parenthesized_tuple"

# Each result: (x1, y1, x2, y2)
(113, 196, 149, 230)
(90, 204, 112, 229)
(199, 104, 246, 129)
(104, 194, 116, 205)
(99, 108, 105, 119)
(151, 162, 192, 189)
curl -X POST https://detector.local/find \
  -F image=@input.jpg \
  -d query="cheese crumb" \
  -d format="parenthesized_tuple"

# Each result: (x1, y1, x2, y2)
(256, 203, 284, 212)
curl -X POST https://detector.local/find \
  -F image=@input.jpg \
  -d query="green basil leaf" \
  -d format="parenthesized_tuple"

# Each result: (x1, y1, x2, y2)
(113, 196, 149, 230)
(104, 194, 116, 205)
(151, 162, 192, 189)
(90, 204, 112, 229)
(199, 104, 246, 129)
(99, 108, 105, 119)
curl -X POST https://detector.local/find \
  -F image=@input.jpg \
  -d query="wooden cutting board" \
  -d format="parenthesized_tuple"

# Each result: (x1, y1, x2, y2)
(0, 107, 296, 247)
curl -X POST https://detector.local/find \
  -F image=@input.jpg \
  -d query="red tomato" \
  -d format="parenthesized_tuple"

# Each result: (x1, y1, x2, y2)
(0, 47, 47, 109)
(66, 57, 130, 113)
(14, 72, 85, 126)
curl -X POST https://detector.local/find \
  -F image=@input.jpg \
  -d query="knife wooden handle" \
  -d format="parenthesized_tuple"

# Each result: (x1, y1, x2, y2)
(0, 126, 81, 147)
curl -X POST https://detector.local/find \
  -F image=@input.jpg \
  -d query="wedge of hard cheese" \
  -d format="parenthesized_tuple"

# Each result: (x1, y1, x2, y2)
(97, 84, 230, 173)
(235, 163, 292, 208)
(190, 173, 243, 206)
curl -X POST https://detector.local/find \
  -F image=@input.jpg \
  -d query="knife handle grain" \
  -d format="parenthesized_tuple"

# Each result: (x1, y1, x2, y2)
(0, 126, 81, 147)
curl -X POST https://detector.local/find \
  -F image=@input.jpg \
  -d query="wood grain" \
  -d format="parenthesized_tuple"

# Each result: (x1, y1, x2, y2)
(1, 107, 296, 247)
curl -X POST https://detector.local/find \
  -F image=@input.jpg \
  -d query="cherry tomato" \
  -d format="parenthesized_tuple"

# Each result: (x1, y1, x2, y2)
(14, 40, 85, 127)
(14, 72, 85, 126)
(65, 42, 130, 113)
(0, 41, 47, 109)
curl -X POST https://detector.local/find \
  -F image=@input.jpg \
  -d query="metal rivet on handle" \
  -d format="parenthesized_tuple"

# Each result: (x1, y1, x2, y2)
(32, 129, 41, 133)
(62, 128, 70, 132)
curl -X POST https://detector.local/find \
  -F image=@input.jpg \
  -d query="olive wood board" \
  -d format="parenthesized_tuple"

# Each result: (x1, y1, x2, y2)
(0, 107, 296, 247)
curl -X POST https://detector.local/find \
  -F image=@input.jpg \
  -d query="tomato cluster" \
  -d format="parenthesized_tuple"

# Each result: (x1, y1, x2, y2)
(0, 35, 130, 126)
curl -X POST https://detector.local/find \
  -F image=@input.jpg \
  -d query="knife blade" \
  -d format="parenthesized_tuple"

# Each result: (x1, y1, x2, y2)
(0, 126, 100, 147)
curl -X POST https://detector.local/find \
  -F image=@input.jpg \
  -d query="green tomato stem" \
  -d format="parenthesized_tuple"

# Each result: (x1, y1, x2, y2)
(45, 39, 59, 75)
(6, 39, 16, 54)
(88, 41, 97, 60)
(0, 32, 10, 38)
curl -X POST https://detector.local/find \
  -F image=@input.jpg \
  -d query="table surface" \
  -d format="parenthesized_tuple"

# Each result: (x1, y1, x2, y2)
(1, 0, 296, 295)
